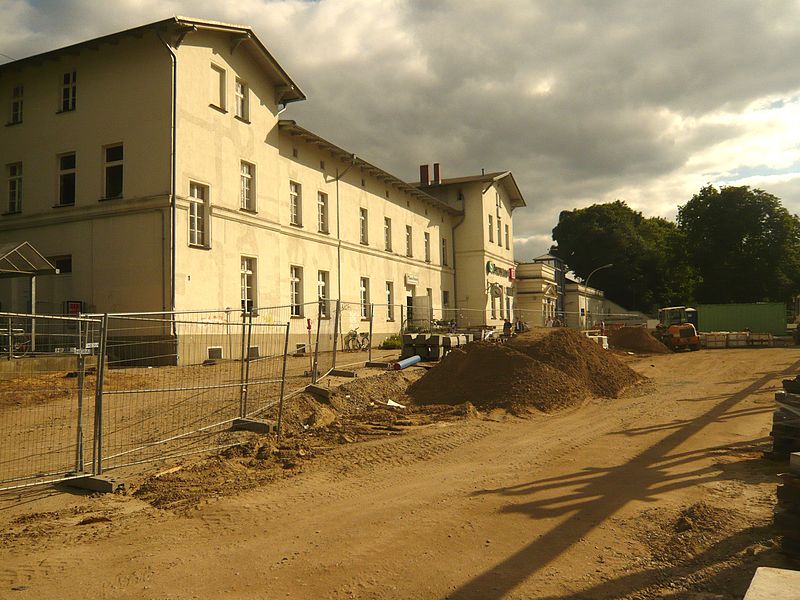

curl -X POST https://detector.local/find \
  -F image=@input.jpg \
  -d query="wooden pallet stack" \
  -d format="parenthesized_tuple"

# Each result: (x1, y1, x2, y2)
(776, 453, 800, 557)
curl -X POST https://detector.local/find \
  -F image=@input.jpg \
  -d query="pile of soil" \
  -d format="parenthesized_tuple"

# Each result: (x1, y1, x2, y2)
(408, 329, 642, 414)
(508, 328, 642, 398)
(608, 326, 670, 354)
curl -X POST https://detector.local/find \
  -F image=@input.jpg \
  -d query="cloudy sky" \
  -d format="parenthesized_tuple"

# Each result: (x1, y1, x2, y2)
(4, 0, 800, 259)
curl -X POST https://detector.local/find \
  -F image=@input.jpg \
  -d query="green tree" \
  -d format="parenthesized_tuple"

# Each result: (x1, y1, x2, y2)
(551, 201, 694, 313)
(677, 185, 800, 303)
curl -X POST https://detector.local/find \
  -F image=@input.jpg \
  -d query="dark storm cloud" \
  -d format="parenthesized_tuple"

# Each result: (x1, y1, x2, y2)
(4, 0, 800, 256)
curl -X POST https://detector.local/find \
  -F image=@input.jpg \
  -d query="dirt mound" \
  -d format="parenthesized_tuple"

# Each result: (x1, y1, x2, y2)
(608, 326, 670, 354)
(508, 328, 642, 398)
(408, 342, 591, 414)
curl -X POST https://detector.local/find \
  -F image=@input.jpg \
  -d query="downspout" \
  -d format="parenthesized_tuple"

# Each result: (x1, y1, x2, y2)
(451, 193, 466, 312)
(157, 30, 177, 333)
(334, 155, 357, 302)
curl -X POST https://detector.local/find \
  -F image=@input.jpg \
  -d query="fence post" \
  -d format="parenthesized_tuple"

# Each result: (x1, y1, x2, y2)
(400, 305, 405, 334)
(241, 310, 254, 418)
(368, 303, 374, 362)
(238, 309, 248, 418)
(75, 320, 86, 473)
(276, 322, 290, 442)
(93, 314, 109, 474)
(311, 301, 324, 384)
(6, 317, 11, 361)
(331, 299, 341, 371)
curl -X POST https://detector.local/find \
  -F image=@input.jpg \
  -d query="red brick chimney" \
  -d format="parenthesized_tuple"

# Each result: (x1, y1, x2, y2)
(432, 163, 441, 185)
(419, 164, 430, 186)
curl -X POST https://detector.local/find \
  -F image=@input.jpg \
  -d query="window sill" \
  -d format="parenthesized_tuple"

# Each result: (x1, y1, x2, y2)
(56, 108, 76, 114)
(290, 315, 305, 319)
(425, 259, 431, 264)
(318, 229, 329, 235)
(189, 244, 211, 251)
(360, 241, 369, 246)
(234, 115, 251, 124)
(4, 121, 22, 127)
(209, 104, 228, 114)
(52, 203, 75, 209)
(386, 318, 395, 323)
(385, 248, 393, 253)
(289, 222, 303, 229)
(239, 207, 257, 215)
(2, 211, 21, 216)
(99, 196, 123, 202)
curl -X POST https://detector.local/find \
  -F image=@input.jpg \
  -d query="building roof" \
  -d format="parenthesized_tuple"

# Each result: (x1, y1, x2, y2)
(0, 16, 305, 104)
(0, 242, 57, 278)
(278, 120, 461, 215)
(415, 171, 526, 208)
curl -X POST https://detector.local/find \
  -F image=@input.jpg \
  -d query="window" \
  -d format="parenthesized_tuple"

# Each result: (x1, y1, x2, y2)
(9, 85, 22, 124)
(240, 161, 255, 211)
(7, 163, 21, 213)
(290, 266, 303, 317)
(406, 225, 413, 257)
(384, 217, 392, 251)
(491, 295, 496, 319)
(241, 257, 256, 312)
(57, 153, 76, 206)
(442, 290, 450, 309)
(441, 238, 448, 266)
(386, 281, 394, 320)
(103, 144, 123, 199)
(188, 182, 209, 247)
(497, 216, 502, 247)
(505, 224, 510, 250)
(234, 78, 248, 120)
(360, 277, 370, 318)
(317, 192, 328, 233)
(424, 232, 431, 262)
(488, 215, 494, 242)
(60, 71, 76, 112)
(499, 288, 505, 319)
(359, 208, 369, 244)
(211, 64, 226, 110)
(289, 181, 302, 225)
(48, 255, 72, 274)
(317, 270, 329, 318)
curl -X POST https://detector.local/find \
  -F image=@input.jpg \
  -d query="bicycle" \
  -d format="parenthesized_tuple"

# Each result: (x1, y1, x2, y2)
(1, 328, 31, 358)
(343, 327, 370, 351)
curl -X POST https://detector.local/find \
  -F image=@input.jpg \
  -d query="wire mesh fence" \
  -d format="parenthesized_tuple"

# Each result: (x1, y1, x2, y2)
(0, 313, 101, 490)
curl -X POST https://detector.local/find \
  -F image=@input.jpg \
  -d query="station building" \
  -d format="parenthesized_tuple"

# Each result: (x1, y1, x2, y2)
(0, 16, 525, 347)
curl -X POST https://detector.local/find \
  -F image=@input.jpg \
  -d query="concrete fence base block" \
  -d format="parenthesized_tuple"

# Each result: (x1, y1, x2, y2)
(232, 418, 278, 434)
(330, 369, 357, 378)
(790, 452, 800, 475)
(366, 361, 390, 368)
(305, 384, 332, 401)
(744, 567, 800, 599)
(64, 474, 125, 494)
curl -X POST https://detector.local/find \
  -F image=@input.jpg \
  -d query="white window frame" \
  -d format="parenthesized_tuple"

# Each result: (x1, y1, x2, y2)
(424, 232, 431, 262)
(360, 277, 370, 318)
(317, 270, 329, 318)
(211, 63, 226, 111)
(290, 265, 303, 317)
(488, 214, 494, 243)
(505, 224, 510, 250)
(384, 217, 392, 251)
(10, 85, 22, 124)
(7, 163, 22, 213)
(442, 290, 450, 309)
(359, 207, 369, 245)
(491, 295, 497, 319)
(289, 181, 302, 226)
(497, 216, 502, 247)
(234, 78, 249, 121)
(442, 238, 448, 266)
(241, 256, 257, 312)
(317, 191, 329, 233)
(60, 71, 76, 112)
(188, 181, 210, 247)
(240, 161, 255, 211)
(386, 281, 394, 321)
(406, 225, 413, 257)
(103, 143, 124, 199)
(58, 152, 76, 206)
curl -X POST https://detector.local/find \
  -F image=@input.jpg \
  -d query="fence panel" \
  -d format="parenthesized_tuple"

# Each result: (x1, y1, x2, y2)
(0, 313, 101, 490)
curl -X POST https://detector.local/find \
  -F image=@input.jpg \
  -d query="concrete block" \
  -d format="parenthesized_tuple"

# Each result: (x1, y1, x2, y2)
(232, 418, 278, 434)
(428, 335, 442, 347)
(744, 567, 800, 599)
(791, 452, 800, 475)
(428, 346, 442, 360)
(414, 333, 430, 342)
(65, 474, 124, 494)
(441, 335, 457, 348)
(402, 334, 416, 344)
(305, 384, 331, 401)
(330, 369, 357, 378)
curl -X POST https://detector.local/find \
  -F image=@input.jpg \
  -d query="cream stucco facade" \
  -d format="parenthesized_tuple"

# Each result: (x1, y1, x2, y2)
(0, 17, 526, 344)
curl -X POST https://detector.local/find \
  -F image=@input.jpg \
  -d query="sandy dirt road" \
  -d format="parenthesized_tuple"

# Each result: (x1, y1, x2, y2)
(1, 348, 799, 599)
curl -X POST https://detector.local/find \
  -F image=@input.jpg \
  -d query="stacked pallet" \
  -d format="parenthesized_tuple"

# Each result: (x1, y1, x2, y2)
(776, 453, 800, 557)
(400, 333, 475, 361)
(699, 331, 774, 348)
(771, 389, 800, 459)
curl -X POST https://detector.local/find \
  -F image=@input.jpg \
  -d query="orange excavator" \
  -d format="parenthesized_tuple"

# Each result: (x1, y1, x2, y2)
(654, 306, 701, 351)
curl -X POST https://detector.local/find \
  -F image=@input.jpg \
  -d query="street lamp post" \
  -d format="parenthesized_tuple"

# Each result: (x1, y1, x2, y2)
(582, 263, 613, 328)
